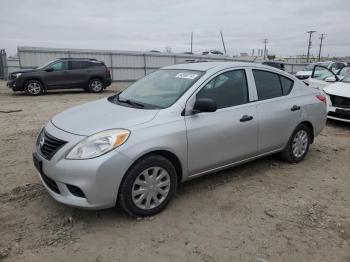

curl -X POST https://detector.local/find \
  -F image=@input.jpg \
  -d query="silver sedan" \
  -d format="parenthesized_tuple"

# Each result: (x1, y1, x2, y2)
(33, 62, 327, 216)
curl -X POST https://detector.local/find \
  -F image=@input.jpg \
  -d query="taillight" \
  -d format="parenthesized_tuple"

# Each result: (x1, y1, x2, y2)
(316, 95, 326, 104)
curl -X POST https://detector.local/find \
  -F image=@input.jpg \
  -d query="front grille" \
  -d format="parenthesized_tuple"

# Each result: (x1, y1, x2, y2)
(38, 130, 67, 160)
(41, 173, 60, 194)
(330, 95, 350, 109)
(328, 111, 350, 120)
(67, 184, 86, 198)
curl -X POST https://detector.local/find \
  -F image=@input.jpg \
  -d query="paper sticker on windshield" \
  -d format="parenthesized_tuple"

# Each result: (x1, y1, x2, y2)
(176, 73, 198, 79)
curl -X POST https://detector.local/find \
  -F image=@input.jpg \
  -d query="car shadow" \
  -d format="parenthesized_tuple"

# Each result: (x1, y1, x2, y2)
(50, 154, 282, 225)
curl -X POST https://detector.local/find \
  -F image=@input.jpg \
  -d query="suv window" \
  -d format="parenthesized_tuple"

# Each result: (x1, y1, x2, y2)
(253, 70, 293, 100)
(50, 61, 68, 71)
(70, 61, 92, 70)
(196, 69, 249, 109)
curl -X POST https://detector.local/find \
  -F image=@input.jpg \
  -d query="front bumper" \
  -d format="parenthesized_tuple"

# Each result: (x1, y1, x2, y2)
(327, 106, 350, 123)
(7, 78, 25, 91)
(33, 121, 132, 210)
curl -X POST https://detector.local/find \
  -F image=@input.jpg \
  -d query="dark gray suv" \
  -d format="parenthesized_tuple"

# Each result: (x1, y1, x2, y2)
(7, 58, 112, 95)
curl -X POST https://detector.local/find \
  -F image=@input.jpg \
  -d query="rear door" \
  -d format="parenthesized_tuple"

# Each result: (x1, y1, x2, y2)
(185, 68, 258, 175)
(68, 61, 91, 87)
(250, 69, 301, 153)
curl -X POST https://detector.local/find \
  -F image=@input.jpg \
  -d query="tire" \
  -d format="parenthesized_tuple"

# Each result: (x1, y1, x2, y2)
(24, 80, 44, 96)
(118, 154, 178, 217)
(280, 124, 311, 163)
(88, 79, 104, 93)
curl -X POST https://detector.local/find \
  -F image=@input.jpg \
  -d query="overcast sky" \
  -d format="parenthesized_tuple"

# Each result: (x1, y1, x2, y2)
(1, 0, 349, 57)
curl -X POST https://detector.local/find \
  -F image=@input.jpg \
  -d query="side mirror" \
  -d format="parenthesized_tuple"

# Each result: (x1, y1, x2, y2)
(45, 67, 54, 72)
(325, 76, 337, 83)
(193, 98, 217, 114)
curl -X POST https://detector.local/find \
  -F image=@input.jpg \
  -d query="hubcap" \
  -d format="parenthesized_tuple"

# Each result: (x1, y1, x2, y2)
(132, 167, 171, 210)
(292, 130, 308, 158)
(91, 80, 102, 91)
(27, 82, 41, 94)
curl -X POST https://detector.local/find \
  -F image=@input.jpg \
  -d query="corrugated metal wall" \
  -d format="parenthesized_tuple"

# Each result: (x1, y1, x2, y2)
(13, 46, 307, 81)
(17, 46, 236, 81)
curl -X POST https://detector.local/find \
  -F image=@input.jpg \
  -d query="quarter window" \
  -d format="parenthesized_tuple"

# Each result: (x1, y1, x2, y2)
(196, 69, 249, 109)
(253, 70, 293, 100)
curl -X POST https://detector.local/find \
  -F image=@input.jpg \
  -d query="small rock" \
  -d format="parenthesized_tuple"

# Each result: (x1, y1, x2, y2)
(0, 247, 10, 259)
(184, 240, 190, 246)
(264, 209, 275, 218)
(257, 258, 268, 262)
(68, 216, 74, 223)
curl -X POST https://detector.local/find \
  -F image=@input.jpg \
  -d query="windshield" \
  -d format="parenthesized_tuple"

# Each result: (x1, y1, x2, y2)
(304, 62, 330, 71)
(312, 67, 335, 80)
(37, 60, 55, 69)
(342, 74, 350, 83)
(117, 69, 204, 109)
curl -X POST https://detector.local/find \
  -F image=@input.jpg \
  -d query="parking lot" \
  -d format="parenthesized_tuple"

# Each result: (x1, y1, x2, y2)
(0, 80, 349, 261)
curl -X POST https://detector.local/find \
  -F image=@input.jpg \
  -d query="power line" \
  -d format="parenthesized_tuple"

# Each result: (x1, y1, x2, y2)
(318, 33, 326, 61)
(306, 30, 316, 63)
(263, 39, 268, 60)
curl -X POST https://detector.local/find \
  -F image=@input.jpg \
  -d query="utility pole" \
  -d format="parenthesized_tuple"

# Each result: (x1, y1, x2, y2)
(263, 39, 268, 60)
(306, 30, 316, 63)
(318, 33, 325, 62)
(190, 32, 193, 54)
(220, 31, 227, 55)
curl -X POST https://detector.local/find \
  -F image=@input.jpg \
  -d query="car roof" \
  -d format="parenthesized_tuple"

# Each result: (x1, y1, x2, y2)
(162, 61, 276, 72)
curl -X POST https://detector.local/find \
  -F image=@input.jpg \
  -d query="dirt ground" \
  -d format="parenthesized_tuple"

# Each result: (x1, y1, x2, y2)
(0, 80, 349, 262)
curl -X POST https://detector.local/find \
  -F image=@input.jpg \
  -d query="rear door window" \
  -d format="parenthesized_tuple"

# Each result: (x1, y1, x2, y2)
(253, 70, 294, 100)
(70, 61, 91, 70)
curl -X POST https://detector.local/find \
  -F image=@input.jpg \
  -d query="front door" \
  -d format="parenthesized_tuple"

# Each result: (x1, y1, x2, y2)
(42, 60, 70, 88)
(185, 69, 258, 175)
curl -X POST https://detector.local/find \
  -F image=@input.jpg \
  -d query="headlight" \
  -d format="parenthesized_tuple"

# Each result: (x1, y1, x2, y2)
(15, 73, 22, 78)
(66, 129, 130, 159)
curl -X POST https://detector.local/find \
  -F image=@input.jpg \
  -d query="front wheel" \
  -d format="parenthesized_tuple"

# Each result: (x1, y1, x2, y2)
(118, 154, 177, 217)
(24, 80, 44, 96)
(280, 124, 311, 163)
(88, 79, 104, 93)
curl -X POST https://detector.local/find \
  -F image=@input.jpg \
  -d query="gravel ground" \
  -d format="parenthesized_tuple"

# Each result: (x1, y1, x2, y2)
(0, 80, 349, 262)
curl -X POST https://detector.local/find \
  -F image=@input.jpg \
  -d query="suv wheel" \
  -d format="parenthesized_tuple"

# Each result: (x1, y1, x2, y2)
(118, 154, 177, 217)
(280, 124, 311, 163)
(88, 79, 104, 93)
(25, 80, 43, 96)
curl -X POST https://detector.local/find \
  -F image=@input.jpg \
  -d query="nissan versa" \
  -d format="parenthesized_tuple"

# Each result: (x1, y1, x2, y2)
(33, 62, 327, 217)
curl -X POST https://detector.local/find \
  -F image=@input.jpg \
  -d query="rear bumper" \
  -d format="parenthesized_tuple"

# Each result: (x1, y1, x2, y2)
(104, 78, 112, 87)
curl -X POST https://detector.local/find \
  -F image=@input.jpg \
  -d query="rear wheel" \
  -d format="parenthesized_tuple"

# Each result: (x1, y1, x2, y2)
(280, 124, 311, 163)
(88, 79, 104, 93)
(118, 154, 177, 217)
(24, 80, 43, 96)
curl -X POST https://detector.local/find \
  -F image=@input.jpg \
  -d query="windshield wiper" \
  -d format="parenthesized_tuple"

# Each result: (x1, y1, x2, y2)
(116, 96, 145, 108)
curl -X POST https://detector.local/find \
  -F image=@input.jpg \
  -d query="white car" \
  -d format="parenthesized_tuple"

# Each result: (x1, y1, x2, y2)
(324, 74, 350, 122)
(307, 66, 350, 91)
(296, 61, 346, 80)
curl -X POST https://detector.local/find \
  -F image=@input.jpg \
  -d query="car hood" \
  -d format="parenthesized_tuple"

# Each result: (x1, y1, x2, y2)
(51, 98, 159, 136)
(11, 68, 39, 74)
(296, 70, 312, 76)
(324, 82, 350, 98)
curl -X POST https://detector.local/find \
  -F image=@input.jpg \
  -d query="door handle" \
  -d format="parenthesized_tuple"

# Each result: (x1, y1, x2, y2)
(240, 115, 253, 122)
(291, 105, 301, 111)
